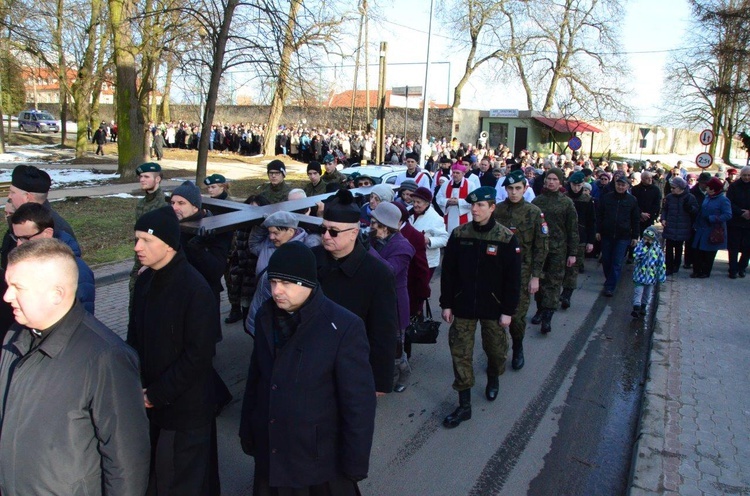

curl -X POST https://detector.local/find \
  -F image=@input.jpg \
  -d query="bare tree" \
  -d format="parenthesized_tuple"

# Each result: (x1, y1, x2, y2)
(661, 0, 750, 163)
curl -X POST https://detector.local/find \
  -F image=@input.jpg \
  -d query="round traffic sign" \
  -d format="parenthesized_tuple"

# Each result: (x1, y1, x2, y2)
(699, 129, 714, 146)
(695, 152, 713, 169)
(568, 136, 582, 151)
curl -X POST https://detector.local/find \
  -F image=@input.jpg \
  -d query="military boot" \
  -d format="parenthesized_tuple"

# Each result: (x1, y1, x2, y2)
(511, 340, 525, 370)
(224, 305, 243, 324)
(444, 390, 472, 428)
(531, 307, 544, 325)
(560, 288, 574, 309)
(541, 309, 554, 334)
(485, 375, 499, 401)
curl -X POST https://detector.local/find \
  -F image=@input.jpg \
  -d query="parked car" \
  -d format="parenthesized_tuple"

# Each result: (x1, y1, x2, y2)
(17, 110, 59, 133)
(341, 165, 409, 185)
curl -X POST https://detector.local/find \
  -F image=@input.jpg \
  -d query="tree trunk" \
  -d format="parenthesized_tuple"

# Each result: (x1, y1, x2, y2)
(196, 0, 240, 185)
(262, 0, 302, 157)
(158, 58, 176, 122)
(109, 0, 144, 177)
(55, 0, 68, 146)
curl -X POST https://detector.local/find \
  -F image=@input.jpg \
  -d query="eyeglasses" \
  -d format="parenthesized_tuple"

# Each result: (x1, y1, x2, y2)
(321, 226, 356, 238)
(10, 229, 43, 243)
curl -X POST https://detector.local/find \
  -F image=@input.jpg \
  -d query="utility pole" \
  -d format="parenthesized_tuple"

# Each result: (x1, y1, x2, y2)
(376, 42, 387, 165)
(363, 0, 370, 129)
(349, 0, 366, 131)
(419, 0, 435, 161)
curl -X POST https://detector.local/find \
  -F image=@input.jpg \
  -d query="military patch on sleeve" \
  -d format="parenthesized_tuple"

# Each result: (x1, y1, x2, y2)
(487, 244, 498, 256)
(541, 222, 549, 235)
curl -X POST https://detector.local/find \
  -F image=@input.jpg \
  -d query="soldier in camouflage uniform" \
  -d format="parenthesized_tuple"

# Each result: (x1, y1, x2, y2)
(129, 162, 168, 305)
(494, 170, 548, 370)
(530, 168, 579, 333)
(561, 171, 596, 309)
(256, 159, 292, 203)
(321, 154, 347, 187)
(440, 186, 522, 428)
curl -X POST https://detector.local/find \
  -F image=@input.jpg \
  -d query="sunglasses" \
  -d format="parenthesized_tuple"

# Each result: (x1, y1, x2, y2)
(321, 226, 356, 238)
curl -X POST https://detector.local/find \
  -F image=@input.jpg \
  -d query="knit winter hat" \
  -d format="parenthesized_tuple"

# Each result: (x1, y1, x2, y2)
(670, 176, 687, 190)
(371, 202, 402, 229)
(411, 187, 433, 203)
(399, 180, 418, 192)
(171, 180, 202, 209)
(134, 206, 181, 250)
(307, 161, 322, 174)
(266, 241, 317, 289)
(371, 184, 395, 202)
(706, 177, 724, 193)
(643, 226, 658, 241)
(546, 167, 565, 183)
(267, 159, 286, 177)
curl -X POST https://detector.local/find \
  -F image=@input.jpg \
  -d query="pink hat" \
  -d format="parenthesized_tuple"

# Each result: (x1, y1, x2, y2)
(451, 163, 467, 172)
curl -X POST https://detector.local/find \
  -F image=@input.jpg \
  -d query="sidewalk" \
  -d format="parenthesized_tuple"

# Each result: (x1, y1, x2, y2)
(629, 251, 750, 495)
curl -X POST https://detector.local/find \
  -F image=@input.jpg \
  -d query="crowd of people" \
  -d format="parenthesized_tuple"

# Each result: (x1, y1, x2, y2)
(0, 142, 747, 495)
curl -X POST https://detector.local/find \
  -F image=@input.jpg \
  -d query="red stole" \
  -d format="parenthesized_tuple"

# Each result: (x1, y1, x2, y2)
(445, 179, 470, 226)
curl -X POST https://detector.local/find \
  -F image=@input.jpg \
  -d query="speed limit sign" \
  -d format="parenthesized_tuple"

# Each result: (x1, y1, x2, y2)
(699, 129, 714, 146)
(695, 152, 713, 169)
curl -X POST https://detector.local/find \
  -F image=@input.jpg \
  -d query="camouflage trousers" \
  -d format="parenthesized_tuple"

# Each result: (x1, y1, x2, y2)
(535, 250, 567, 310)
(562, 243, 587, 290)
(449, 317, 508, 391)
(509, 273, 532, 342)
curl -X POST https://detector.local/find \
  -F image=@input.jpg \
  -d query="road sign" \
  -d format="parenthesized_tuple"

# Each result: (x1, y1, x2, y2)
(392, 86, 423, 96)
(640, 127, 650, 138)
(695, 152, 713, 169)
(639, 139, 647, 149)
(699, 129, 714, 146)
(568, 136, 582, 151)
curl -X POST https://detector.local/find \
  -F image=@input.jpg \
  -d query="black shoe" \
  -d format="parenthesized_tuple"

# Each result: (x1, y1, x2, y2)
(560, 288, 573, 310)
(631, 306, 640, 318)
(540, 309, 553, 334)
(698, 274, 710, 279)
(485, 376, 499, 401)
(511, 342, 525, 370)
(690, 272, 699, 278)
(683, 264, 692, 269)
(740, 271, 746, 278)
(224, 307, 243, 324)
(444, 390, 472, 428)
(665, 269, 673, 276)
(394, 384, 407, 393)
(531, 309, 543, 325)
(579, 266, 585, 274)
(603, 289, 614, 297)
(640, 304, 647, 316)
(729, 273, 738, 279)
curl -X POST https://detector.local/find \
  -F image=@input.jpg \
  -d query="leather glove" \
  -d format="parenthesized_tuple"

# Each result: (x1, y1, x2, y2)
(198, 226, 216, 240)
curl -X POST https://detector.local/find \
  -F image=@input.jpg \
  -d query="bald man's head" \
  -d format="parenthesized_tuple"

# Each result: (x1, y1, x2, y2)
(5, 239, 78, 330)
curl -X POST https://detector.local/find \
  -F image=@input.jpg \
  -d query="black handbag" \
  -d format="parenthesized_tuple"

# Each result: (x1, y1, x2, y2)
(405, 301, 441, 344)
(709, 224, 725, 244)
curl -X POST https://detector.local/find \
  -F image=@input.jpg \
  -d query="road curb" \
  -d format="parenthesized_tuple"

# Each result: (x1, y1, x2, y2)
(95, 269, 131, 286)
(628, 285, 672, 495)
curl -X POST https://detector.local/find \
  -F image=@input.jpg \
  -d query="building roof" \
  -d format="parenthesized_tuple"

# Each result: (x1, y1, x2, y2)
(327, 89, 448, 109)
(533, 116, 602, 134)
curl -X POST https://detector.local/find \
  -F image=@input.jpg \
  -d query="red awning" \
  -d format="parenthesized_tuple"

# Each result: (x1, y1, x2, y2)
(533, 117, 602, 134)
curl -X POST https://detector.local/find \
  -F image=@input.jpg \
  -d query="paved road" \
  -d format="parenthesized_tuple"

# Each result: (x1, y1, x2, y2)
(95, 257, 653, 495)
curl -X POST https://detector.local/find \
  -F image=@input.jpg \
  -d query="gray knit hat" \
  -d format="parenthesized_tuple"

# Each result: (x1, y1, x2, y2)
(171, 180, 202, 209)
(262, 211, 298, 229)
(399, 179, 418, 192)
(371, 184, 395, 202)
(371, 202, 401, 230)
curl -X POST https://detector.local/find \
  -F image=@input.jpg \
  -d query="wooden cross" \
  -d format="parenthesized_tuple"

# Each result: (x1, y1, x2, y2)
(179, 186, 383, 234)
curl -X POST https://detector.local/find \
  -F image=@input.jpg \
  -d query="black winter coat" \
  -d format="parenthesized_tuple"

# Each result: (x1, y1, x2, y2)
(312, 242, 398, 394)
(128, 250, 219, 430)
(631, 183, 662, 227)
(440, 217, 522, 319)
(239, 288, 376, 488)
(596, 191, 640, 240)
(568, 190, 597, 244)
(180, 210, 233, 299)
(727, 179, 750, 230)
(661, 191, 698, 241)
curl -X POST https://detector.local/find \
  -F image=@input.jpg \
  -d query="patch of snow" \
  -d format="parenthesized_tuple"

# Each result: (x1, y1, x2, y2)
(0, 168, 119, 188)
(103, 193, 137, 199)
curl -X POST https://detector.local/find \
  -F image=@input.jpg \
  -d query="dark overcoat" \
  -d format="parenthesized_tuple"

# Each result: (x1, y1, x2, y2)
(312, 242, 398, 393)
(239, 288, 376, 488)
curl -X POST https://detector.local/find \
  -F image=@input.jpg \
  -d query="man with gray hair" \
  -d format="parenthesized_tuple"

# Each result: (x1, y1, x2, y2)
(0, 238, 149, 494)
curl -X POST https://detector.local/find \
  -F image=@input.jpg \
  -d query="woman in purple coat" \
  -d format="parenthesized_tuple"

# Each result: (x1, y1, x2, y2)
(370, 202, 415, 392)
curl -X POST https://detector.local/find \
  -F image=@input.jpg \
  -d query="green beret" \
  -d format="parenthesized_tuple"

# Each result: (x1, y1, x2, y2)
(568, 171, 585, 184)
(203, 174, 227, 185)
(502, 169, 527, 187)
(466, 186, 496, 204)
(136, 162, 161, 175)
(546, 167, 565, 182)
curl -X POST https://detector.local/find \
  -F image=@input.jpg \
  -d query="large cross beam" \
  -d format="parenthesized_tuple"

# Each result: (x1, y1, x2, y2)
(179, 185, 383, 234)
